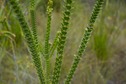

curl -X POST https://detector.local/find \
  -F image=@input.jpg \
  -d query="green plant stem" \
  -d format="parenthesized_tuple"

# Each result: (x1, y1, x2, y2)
(8, 0, 45, 84)
(3, 18, 11, 30)
(45, 0, 53, 84)
(49, 31, 61, 58)
(45, 58, 51, 84)
(65, 0, 104, 83)
(45, 0, 53, 59)
(30, 0, 39, 50)
(52, 0, 72, 83)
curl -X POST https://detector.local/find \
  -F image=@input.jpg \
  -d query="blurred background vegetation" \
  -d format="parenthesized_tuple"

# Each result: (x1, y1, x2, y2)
(0, 0, 126, 84)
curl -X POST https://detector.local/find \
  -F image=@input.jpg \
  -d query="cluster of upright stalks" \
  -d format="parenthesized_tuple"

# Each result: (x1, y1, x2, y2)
(8, 0, 104, 84)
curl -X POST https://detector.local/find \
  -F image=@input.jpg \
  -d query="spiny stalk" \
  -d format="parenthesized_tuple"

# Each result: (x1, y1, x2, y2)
(30, 0, 44, 58)
(65, 0, 104, 83)
(45, 0, 53, 84)
(30, 0, 39, 49)
(45, 0, 53, 59)
(8, 0, 45, 84)
(52, 0, 72, 84)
